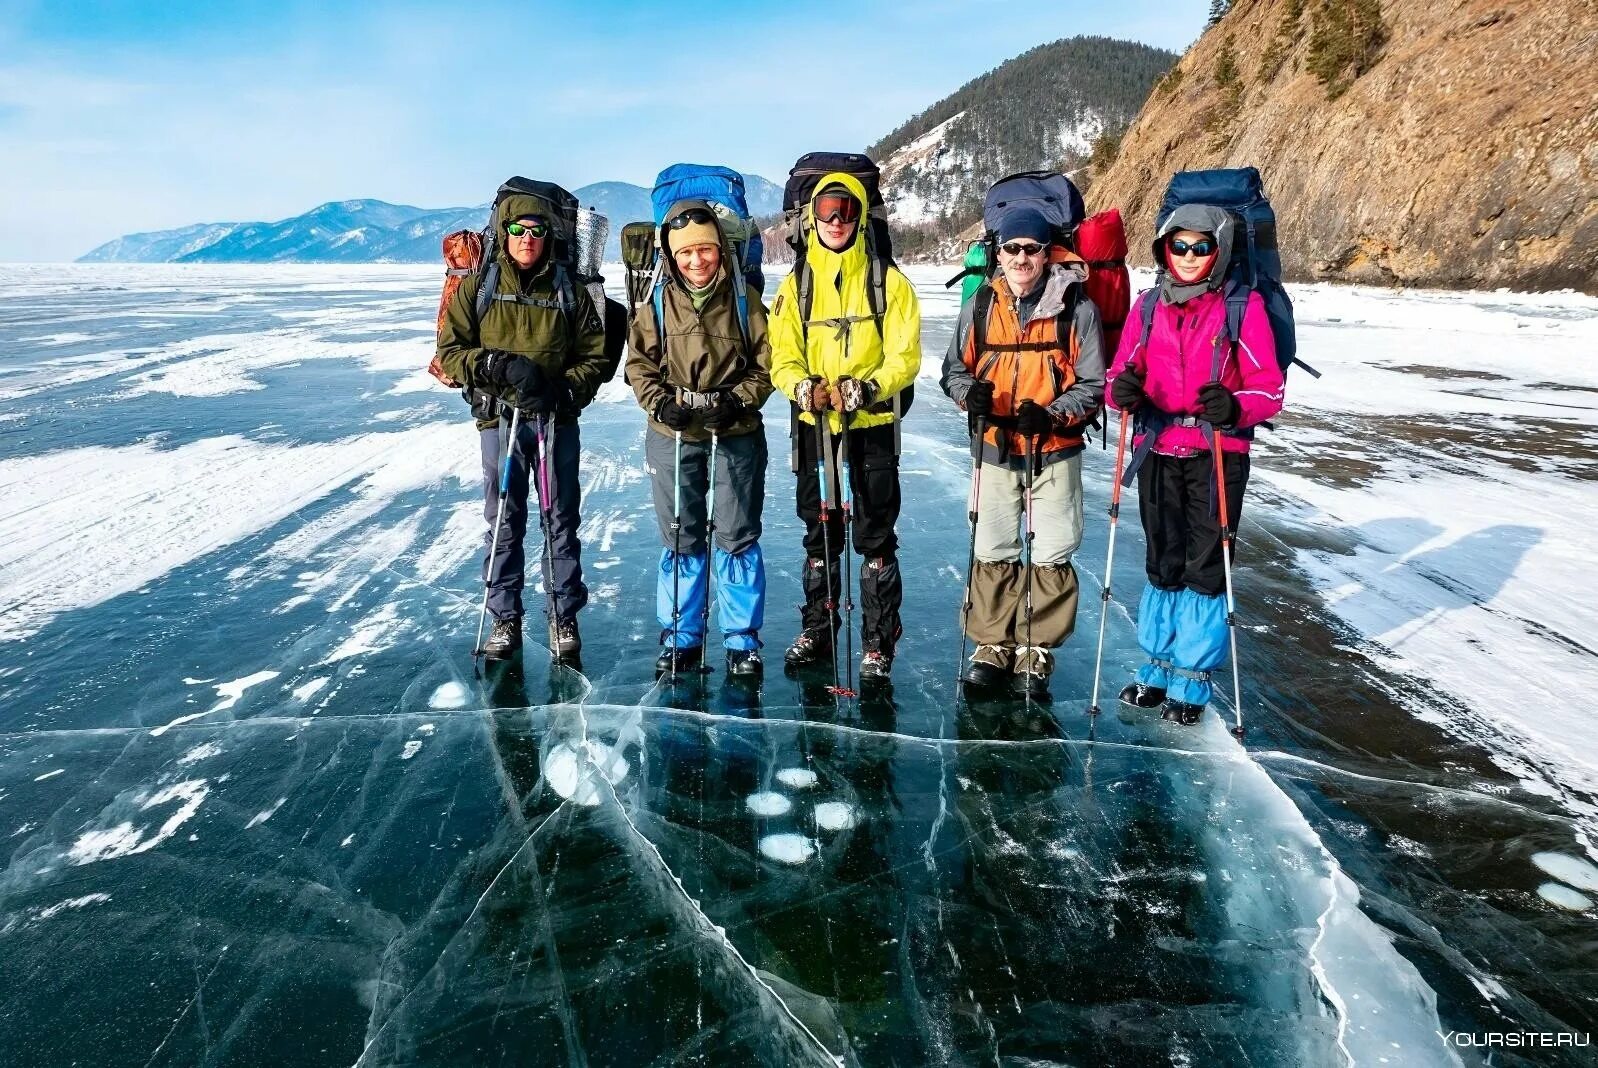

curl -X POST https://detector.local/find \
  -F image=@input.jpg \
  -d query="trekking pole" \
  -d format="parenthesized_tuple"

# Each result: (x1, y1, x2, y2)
(700, 430, 719, 653)
(1211, 430, 1246, 740)
(669, 402, 685, 682)
(474, 406, 521, 667)
(1022, 433, 1038, 703)
(955, 415, 987, 694)
(535, 413, 562, 650)
(836, 413, 858, 700)
(1087, 410, 1131, 717)
(815, 417, 842, 695)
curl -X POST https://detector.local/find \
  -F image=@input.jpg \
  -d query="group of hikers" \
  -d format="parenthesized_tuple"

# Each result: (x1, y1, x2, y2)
(432, 154, 1292, 724)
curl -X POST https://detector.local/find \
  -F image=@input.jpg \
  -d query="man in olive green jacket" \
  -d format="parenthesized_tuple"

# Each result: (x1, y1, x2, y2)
(628, 199, 774, 679)
(438, 178, 619, 662)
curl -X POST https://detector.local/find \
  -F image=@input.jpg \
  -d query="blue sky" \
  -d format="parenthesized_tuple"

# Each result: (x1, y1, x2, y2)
(0, 0, 1209, 261)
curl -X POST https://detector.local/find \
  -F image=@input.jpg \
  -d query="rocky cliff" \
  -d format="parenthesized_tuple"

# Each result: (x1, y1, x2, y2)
(1090, 0, 1598, 293)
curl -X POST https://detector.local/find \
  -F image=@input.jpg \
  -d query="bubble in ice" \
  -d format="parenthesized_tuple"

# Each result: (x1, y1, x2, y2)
(1536, 882, 1593, 912)
(746, 792, 792, 817)
(775, 768, 818, 790)
(758, 833, 816, 865)
(543, 741, 630, 807)
(544, 745, 604, 807)
(1530, 851, 1598, 893)
(429, 681, 471, 710)
(813, 802, 856, 832)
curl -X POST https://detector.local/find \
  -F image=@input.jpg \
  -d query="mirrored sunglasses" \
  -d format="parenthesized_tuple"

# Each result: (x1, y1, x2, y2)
(1168, 237, 1217, 257)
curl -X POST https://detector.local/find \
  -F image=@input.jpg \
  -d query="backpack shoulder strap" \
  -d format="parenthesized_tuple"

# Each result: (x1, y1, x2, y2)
(971, 284, 996, 358)
(1221, 278, 1249, 379)
(796, 256, 814, 344)
(866, 231, 888, 331)
(473, 260, 500, 325)
(1057, 284, 1083, 359)
(1134, 289, 1157, 366)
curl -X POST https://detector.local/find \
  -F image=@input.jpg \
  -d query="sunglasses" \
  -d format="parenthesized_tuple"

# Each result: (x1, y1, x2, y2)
(667, 208, 716, 228)
(1168, 237, 1216, 257)
(1000, 241, 1046, 257)
(506, 220, 549, 239)
(813, 193, 861, 225)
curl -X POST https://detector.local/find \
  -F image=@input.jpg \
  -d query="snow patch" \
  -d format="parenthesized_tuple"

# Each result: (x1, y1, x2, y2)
(68, 779, 209, 865)
(245, 797, 286, 828)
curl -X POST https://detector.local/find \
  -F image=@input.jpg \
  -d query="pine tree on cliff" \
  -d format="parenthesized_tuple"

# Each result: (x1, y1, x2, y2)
(1207, 0, 1232, 26)
(1307, 0, 1388, 98)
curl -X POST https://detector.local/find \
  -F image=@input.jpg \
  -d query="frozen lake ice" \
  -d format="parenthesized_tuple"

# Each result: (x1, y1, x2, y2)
(1, 263, 1595, 1065)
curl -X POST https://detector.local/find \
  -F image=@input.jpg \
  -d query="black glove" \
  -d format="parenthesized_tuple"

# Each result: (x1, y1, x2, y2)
(1015, 399, 1055, 439)
(837, 376, 878, 413)
(1198, 381, 1240, 427)
(478, 351, 553, 411)
(1110, 366, 1146, 411)
(964, 378, 995, 417)
(655, 395, 694, 431)
(700, 394, 744, 432)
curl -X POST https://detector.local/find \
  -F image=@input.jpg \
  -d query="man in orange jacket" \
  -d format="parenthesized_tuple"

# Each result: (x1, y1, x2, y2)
(940, 207, 1105, 700)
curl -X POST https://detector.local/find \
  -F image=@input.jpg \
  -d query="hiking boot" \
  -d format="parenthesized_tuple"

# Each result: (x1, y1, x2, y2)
(483, 617, 521, 662)
(1118, 682, 1167, 709)
(784, 630, 831, 667)
(1014, 647, 1053, 703)
(860, 650, 892, 680)
(960, 645, 1012, 691)
(727, 649, 764, 678)
(553, 618, 581, 660)
(1161, 700, 1205, 726)
(654, 645, 703, 678)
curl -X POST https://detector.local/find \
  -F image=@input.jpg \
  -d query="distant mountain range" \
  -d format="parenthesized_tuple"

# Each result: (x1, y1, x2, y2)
(78, 175, 784, 264)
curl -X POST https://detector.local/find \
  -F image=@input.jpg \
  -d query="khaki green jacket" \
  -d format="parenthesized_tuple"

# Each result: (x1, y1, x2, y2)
(626, 201, 773, 442)
(437, 192, 614, 428)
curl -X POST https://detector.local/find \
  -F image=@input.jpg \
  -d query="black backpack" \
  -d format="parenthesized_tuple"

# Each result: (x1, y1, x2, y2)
(457, 177, 609, 418)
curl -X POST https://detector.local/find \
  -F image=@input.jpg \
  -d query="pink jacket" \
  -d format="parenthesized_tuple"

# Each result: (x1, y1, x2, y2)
(1106, 288, 1284, 456)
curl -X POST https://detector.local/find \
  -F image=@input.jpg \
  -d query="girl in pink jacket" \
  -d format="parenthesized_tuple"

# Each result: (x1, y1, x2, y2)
(1104, 203, 1285, 724)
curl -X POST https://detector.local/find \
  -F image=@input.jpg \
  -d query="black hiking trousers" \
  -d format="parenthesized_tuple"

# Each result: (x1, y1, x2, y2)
(794, 419, 903, 654)
(1137, 450, 1249, 597)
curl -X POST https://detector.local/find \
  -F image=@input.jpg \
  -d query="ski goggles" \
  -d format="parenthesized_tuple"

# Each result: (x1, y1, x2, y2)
(812, 192, 862, 225)
(667, 208, 716, 228)
(1167, 236, 1217, 257)
(506, 219, 549, 239)
(999, 241, 1046, 257)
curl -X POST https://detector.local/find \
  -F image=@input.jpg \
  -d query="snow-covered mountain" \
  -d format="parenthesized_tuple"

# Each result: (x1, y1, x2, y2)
(77, 176, 784, 265)
(869, 35, 1175, 257)
(76, 222, 258, 264)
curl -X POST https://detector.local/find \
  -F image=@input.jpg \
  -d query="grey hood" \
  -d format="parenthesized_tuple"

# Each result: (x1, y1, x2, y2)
(1153, 203, 1235, 305)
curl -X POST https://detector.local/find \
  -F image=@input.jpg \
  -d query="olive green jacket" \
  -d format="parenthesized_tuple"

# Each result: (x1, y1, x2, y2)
(437, 191, 615, 428)
(626, 200, 773, 442)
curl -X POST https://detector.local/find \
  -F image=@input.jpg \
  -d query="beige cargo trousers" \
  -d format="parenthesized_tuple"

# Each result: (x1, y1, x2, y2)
(963, 453, 1083, 674)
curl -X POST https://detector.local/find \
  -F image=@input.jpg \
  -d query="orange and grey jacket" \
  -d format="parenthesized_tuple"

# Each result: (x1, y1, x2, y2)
(941, 259, 1106, 468)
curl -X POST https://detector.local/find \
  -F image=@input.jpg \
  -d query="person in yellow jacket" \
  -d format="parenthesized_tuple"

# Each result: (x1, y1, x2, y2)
(768, 171, 922, 680)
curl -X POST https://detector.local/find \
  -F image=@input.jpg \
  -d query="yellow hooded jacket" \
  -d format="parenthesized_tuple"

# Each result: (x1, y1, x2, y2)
(768, 171, 922, 433)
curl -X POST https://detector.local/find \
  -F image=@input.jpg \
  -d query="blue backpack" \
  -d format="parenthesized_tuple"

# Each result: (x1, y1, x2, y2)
(1141, 166, 1318, 380)
(649, 164, 764, 351)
